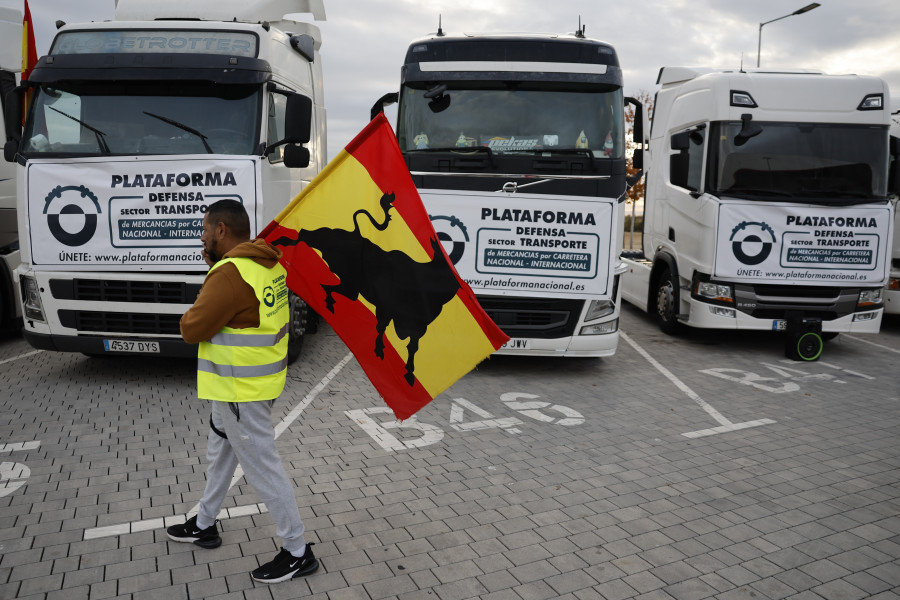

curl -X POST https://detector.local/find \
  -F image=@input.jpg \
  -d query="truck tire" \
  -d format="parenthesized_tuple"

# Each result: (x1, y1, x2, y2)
(286, 291, 308, 365)
(654, 267, 681, 334)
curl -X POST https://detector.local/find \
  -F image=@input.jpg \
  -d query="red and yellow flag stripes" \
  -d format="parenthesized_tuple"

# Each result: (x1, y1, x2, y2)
(21, 0, 38, 123)
(261, 113, 508, 420)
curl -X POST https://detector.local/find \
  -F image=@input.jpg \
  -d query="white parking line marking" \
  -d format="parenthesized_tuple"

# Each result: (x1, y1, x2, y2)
(817, 360, 876, 380)
(619, 332, 775, 438)
(0, 350, 42, 366)
(844, 335, 900, 355)
(0, 441, 41, 454)
(83, 352, 354, 541)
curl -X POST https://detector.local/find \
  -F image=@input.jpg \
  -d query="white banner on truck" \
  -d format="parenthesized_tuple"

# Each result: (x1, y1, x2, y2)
(714, 201, 893, 285)
(25, 156, 261, 269)
(421, 189, 615, 299)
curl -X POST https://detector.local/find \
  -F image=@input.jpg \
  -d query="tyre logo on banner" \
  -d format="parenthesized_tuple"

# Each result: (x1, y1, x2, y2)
(43, 185, 102, 247)
(729, 221, 776, 266)
(430, 214, 469, 265)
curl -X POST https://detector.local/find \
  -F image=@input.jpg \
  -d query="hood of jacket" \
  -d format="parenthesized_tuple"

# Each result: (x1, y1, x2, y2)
(222, 238, 283, 269)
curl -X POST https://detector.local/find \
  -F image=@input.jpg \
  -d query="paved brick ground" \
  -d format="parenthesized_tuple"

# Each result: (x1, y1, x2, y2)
(0, 309, 898, 600)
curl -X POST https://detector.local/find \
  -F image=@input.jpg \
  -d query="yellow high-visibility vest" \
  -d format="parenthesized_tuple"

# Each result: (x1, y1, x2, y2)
(197, 257, 289, 402)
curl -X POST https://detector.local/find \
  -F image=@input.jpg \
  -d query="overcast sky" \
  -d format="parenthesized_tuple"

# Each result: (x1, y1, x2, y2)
(7, 0, 900, 159)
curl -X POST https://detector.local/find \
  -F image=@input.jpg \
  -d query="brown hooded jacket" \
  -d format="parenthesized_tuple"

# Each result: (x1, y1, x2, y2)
(180, 238, 284, 344)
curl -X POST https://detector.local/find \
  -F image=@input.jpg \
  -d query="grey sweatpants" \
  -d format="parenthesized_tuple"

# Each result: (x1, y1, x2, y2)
(196, 400, 306, 554)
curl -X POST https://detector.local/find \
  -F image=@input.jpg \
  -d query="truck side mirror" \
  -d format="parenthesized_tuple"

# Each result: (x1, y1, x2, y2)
(890, 136, 900, 195)
(4, 140, 17, 163)
(283, 144, 310, 169)
(625, 96, 644, 171)
(670, 152, 689, 189)
(669, 131, 691, 189)
(670, 131, 690, 151)
(370, 92, 399, 121)
(3, 86, 25, 147)
(283, 94, 312, 144)
(734, 113, 762, 147)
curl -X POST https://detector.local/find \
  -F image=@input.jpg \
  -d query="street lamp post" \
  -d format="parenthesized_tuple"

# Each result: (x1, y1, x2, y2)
(757, 3, 820, 68)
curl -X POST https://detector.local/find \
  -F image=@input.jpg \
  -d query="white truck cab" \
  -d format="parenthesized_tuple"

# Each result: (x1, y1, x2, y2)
(0, 6, 23, 332)
(622, 67, 897, 359)
(3, 0, 326, 361)
(373, 29, 643, 357)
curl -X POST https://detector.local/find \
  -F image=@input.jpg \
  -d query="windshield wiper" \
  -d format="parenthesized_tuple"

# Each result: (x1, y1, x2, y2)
(143, 111, 213, 154)
(406, 146, 495, 168)
(47, 106, 110, 154)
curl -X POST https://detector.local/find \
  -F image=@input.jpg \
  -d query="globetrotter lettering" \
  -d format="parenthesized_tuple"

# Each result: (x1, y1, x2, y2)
(481, 208, 596, 226)
(786, 215, 877, 228)
(110, 172, 238, 188)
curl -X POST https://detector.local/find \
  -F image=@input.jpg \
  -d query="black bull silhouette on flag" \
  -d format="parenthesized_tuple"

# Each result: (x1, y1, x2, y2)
(271, 192, 462, 386)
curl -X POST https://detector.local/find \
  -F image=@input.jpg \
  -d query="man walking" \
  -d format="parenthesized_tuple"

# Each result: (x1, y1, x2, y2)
(166, 199, 317, 584)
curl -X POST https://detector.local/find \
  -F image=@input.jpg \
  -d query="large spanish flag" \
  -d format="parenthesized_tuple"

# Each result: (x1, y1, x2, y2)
(261, 113, 509, 420)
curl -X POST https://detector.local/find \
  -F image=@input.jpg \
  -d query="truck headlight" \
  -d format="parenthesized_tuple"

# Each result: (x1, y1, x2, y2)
(584, 299, 615, 321)
(695, 281, 733, 303)
(580, 319, 618, 335)
(857, 288, 883, 308)
(21, 276, 46, 321)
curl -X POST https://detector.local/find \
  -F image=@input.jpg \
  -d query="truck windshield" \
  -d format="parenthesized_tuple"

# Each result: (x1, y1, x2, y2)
(709, 121, 888, 202)
(397, 82, 624, 159)
(22, 82, 260, 157)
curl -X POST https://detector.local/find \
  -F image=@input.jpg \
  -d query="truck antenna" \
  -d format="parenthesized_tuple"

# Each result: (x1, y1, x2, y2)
(575, 16, 586, 38)
(437, 15, 444, 37)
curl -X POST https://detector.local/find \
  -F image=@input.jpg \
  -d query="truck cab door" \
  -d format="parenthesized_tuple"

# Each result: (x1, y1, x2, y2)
(666, 124, 711, 270)
(261, 85, 315, 225)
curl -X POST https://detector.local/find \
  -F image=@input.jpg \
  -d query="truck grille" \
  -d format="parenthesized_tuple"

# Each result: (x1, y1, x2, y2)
(50, 279, 202, 303)
(477, 296, 583, 338)
(58, 310, 182, 335)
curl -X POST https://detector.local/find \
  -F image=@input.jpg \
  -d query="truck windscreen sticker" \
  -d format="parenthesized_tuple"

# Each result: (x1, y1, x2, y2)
(52, 31, 258, 57)
(714, 203, 892, 284)
(26, 157, 261, 269)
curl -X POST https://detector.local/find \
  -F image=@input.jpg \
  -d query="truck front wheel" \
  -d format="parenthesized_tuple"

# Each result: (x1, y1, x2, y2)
(654, 268, 681, 334)
(287, 291, 308, 365)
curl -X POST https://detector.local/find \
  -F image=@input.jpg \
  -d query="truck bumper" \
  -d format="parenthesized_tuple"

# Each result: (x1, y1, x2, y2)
(683, 298, 884, 334)
(23, 330, 197, 357)
(494, 330, 619, 358)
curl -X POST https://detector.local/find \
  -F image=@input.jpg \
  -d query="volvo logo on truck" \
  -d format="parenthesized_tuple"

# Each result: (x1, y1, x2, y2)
(730, 221, 776, 266)
(43, 185, 102, 247)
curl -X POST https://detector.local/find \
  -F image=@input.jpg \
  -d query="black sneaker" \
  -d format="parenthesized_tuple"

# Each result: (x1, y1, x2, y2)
(166, 515, 222, 549)
(251, 543, 318, 584)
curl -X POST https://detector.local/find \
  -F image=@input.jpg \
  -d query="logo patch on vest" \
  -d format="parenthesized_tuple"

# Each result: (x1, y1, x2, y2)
(262, 286, 276, 307)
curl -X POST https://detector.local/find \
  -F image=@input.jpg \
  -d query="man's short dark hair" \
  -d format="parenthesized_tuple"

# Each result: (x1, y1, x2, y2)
(206, 199, 251, 239)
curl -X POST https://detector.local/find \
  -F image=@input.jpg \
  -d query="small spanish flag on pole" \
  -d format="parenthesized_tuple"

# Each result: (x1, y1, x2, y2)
(261, 113, 509, 420)
(21, 0, 38, 124)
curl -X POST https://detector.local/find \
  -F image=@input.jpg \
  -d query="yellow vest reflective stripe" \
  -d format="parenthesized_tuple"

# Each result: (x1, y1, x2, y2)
(197, 256, 289, 402)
